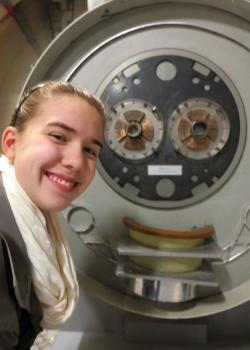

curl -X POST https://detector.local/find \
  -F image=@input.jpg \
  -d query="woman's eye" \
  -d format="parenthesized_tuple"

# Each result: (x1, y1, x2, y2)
(50, 133, 66, 142)
(84, 146, 98, 159)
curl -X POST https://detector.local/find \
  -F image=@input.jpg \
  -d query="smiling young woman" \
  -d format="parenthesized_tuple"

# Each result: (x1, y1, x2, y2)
(0, 81, 105, 349)
(3, 94, 104, 211)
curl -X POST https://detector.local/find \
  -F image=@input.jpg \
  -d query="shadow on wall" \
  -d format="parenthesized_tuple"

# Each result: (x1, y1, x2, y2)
(0, 0, 86, 136)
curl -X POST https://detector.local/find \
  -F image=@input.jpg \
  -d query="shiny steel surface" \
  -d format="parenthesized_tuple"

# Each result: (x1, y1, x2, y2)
(128, 278, 198, 303)
(116, 257, 219, 287)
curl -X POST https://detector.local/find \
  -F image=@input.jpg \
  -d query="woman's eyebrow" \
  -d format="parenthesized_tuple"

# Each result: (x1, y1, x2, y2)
(45, 122, 76, 133)
(45, 122, 103, 148)
(93, 139, 103, 149)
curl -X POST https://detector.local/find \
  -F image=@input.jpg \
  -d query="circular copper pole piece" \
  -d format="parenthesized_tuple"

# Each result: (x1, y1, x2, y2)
(105, 100, 164, 160)
(114, 109, 155, 151)
(178, 109, 219, 151)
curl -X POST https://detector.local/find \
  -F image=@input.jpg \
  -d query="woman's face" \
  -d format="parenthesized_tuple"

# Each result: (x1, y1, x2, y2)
(4, 95, 103, 211)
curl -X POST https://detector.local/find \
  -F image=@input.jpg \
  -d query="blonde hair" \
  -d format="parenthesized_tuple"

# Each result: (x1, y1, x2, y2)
(11, 80, 105, 131)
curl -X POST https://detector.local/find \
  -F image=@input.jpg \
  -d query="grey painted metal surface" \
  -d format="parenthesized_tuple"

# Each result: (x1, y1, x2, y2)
(23, 0, 250, 326)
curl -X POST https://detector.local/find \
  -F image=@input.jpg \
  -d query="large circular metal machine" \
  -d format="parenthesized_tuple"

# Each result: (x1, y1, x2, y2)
(23, 0, 250, 342)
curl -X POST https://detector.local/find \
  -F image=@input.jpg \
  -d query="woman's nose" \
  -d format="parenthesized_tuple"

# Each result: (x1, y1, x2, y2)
(61, 144, 84, 171)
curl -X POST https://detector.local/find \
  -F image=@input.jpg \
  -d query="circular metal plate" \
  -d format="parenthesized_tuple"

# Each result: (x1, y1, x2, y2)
(97, 51, 245, 208)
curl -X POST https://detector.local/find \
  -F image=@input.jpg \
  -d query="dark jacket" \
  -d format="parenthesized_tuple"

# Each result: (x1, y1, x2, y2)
(0, 176, 43, 349)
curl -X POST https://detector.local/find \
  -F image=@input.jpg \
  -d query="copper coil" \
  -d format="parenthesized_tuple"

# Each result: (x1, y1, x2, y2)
(141, 119, 154, 141)
(124, 137, 145, 150)
(124, 110, 145, 122)
(205, 117, 218, 141)
(178, 119, 192, 141)
(185, 136, 210, 150)
(115, 120, 127, 142)
(187, 110, 209, 122)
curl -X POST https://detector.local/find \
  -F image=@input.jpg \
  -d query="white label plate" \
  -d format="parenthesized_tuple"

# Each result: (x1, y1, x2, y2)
(148, 165, 182, 176)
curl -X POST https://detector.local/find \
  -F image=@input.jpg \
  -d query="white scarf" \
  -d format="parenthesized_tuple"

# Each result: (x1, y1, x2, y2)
(0, 155, 79, 347)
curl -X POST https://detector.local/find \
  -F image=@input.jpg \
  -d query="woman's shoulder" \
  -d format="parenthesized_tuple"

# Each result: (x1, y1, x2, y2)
(0, 233, 20, 343)
(0, 233, 42, 349)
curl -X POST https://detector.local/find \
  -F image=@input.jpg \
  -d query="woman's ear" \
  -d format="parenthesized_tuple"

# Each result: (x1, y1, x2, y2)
(1, 126, 17, 161)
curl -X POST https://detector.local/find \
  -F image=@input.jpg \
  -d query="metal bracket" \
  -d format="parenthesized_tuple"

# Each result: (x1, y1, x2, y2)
(222, 205, 250, 262)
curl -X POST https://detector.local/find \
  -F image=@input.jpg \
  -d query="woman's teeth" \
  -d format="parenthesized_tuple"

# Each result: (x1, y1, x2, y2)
(48, 174, 76, 187)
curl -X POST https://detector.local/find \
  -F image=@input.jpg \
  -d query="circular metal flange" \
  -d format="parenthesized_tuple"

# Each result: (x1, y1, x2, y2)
(128, 278, 197, 303)
(168, 98, 230, 159)
(98, 50, 245, 208)
(105, 99, 164, 160)
(67, 206, 95, 234)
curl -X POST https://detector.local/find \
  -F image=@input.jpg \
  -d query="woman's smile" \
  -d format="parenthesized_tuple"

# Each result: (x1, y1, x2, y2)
(45, 171, 79, 192)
